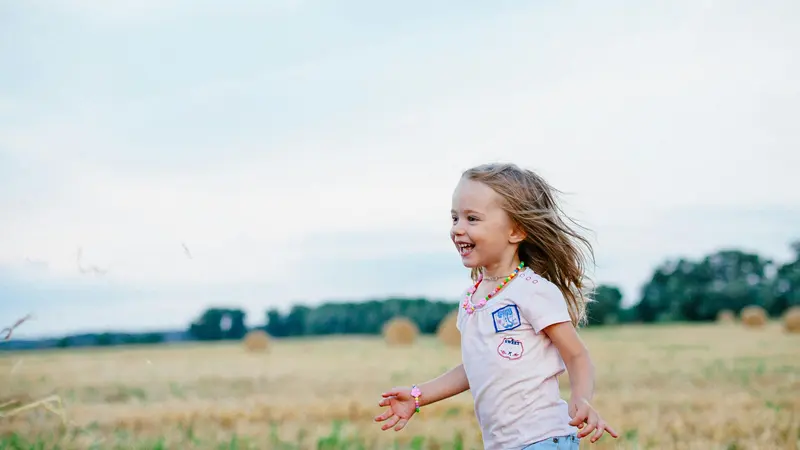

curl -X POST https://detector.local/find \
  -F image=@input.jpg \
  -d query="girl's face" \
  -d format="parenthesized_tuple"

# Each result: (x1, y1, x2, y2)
(450, 178, 523, 270)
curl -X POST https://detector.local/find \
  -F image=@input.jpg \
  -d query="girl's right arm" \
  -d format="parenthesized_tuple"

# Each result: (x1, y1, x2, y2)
(413, 363, 469, 406)
(375, 364, 469, 431)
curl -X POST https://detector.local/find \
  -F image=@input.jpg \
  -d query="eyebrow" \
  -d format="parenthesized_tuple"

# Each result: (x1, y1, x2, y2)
(451, 208, 484, 215)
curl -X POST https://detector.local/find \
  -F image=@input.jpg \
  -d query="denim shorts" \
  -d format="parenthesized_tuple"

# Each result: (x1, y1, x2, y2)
(521, 433, 579, 450)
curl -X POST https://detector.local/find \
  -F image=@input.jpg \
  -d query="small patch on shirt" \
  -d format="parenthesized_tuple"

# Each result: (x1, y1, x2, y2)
(497, 336, 524, 360)
(491, 304, 522, 332)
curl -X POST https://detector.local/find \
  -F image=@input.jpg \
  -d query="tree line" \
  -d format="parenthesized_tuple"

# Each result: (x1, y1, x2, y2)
(187, 242, 800, 341)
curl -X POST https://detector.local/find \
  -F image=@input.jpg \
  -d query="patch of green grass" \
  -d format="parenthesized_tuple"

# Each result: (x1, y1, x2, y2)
(169, 382, 186, 399)
(623, 428, 639, 441)
(0, 433, 51, 450)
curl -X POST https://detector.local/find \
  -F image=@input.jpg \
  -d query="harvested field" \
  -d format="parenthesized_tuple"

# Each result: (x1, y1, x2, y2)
(1, 323, 799, 449)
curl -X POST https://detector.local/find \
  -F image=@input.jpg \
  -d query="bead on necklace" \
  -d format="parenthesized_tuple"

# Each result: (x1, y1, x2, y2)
(462, 261, 525, 314)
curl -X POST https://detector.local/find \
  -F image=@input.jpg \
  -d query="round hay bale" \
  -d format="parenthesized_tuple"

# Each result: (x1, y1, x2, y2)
(716, 309, 735, 324)
(383, 317, 419, 346)
(436, 311, 460, 348)
(783, 306, 800, 334)
(740, 305, 767, 329)
(243, 329, 270, 352)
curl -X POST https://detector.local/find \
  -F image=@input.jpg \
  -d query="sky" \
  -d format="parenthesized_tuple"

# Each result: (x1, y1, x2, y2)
(1, 0, 799, 338)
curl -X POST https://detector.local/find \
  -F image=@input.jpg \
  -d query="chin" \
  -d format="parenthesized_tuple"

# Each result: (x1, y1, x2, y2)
(460, 257, 480, 269)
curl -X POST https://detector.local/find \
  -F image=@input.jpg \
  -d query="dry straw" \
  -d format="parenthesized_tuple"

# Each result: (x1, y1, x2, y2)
(382, 317, 419, 346)
(740, 305, 767, 329)
(782, 306, 800, 334)
(716, 309, 735, 324)
(242, 329, 270, 352)
(1, 314, 67, 425)
(0, 395, 66, 425)
(436, 311, 460, 347)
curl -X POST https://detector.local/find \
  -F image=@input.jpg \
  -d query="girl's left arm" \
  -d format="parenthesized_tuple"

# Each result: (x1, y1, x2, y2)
(544, 322, 619, 443)
(544, 322, 595, 402)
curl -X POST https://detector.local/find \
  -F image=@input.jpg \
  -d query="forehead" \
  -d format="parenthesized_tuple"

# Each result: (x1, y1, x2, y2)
(451, 177, 503, 210)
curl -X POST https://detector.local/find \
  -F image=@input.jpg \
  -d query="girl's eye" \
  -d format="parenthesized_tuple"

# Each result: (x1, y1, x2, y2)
(467, 216, 478, 222)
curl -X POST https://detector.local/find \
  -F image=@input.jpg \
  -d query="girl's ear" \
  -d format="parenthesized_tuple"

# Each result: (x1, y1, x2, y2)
(509, 223, 526, 244)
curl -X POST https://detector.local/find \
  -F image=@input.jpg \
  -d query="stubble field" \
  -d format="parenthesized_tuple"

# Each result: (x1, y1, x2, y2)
(1, 323, 799, 450)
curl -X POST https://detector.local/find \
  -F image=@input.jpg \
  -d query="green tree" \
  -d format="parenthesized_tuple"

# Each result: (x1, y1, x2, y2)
(225, 309, 247, 339)
(587, 285, 623, 326)
(284, 305, 310, 336)
(260, 298, 458, 337)
(96, 333, 114, 346)
(635, 249, 773, 322)
(188, 308, 247, 341)
(766, 241, 800, 316)
(265, 308, 287, 337)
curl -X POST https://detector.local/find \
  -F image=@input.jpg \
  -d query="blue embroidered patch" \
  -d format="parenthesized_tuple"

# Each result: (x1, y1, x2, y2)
(491, 304, 521, 332)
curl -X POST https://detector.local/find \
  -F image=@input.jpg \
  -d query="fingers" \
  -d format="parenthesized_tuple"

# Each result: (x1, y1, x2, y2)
(394, 418, 409, 431)
(589, 421, 606, 442)
(373, 409, 394, 423)
(577, 413, 598, 439)
(576, 417, 619, 443)
(577, 422, 597, 439)
(382, 389, 404, 399)
(378, 397, 391, 408)
(380, 414, 400, 431)
(568, 406, 588, 427)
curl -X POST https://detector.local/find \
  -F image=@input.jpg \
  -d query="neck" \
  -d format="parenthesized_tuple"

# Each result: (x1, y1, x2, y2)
(482, 257, 522, 279)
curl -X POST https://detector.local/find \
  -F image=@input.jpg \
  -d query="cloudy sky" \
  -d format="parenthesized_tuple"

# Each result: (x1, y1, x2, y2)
(1, 0, 798, 338)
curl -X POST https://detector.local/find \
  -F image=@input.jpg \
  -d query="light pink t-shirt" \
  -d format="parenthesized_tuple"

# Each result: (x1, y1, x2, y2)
(456, 267, 578, 450)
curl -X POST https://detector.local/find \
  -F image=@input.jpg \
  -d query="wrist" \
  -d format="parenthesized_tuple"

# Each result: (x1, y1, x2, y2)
(412, 383, 436, 407)
(411, 384, 422, 412)
(571, 394, 594, 404)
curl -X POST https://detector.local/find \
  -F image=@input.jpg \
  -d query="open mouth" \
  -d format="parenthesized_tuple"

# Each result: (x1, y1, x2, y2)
(457, 242, 475, 256)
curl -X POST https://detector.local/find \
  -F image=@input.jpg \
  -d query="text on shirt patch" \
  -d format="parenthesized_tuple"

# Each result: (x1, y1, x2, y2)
(497, 336, 524, 360)
(491, 304, 521, 332)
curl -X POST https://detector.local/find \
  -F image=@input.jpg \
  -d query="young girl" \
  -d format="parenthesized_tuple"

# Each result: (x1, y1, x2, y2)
(374, 163, 618, 449)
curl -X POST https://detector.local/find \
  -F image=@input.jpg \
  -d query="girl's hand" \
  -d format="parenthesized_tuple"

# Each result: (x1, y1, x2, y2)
(568, 397, 619, 443)
(373, 387, 417, 431)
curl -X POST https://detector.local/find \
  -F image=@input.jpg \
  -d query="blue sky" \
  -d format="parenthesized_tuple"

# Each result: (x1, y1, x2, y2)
(1, 0, 799, 338)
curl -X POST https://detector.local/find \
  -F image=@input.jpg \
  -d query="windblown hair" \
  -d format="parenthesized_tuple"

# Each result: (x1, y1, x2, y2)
(462, 162, 595, 327)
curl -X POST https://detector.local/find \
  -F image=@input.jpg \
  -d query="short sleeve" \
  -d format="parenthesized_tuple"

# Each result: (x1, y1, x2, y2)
(518, 280, 571, 334)
(455, 303, 465, 332)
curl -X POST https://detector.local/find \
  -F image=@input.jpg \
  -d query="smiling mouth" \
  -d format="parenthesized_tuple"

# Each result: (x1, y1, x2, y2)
(457, 243, 475, 256)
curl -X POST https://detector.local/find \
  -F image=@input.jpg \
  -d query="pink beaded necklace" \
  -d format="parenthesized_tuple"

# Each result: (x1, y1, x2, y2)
(462, 261, 525, 314)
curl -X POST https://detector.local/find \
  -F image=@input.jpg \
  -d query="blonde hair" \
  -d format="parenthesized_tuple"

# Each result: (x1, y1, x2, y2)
(462, 162, 594, 327)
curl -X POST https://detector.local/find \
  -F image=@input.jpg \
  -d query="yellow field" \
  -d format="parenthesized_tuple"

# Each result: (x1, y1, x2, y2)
(1, 323, 799, 450)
